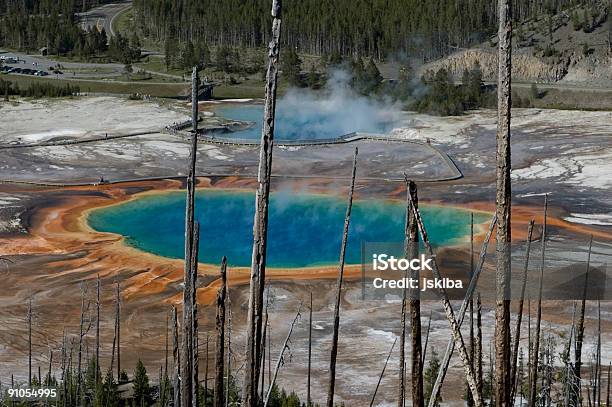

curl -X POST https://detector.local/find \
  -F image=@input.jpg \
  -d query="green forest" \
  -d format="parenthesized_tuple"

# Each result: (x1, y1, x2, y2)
(132, 0, 594, 61)
(0, 0, 139, 61)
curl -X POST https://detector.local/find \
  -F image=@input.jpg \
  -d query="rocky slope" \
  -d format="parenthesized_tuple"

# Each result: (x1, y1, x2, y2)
(421, 1, 611, 87)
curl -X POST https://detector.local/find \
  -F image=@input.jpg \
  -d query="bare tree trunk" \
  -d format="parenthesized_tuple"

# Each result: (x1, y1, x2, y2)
(428, 214, 497, 406)
(468, 214, 475, 407)
(476, 292, 483, 398)
(77, 285, 88, 403)
(575, 236, 593, 405)
(326, 148, 358, 407)
(495, 0, 513, 403)
(398, 281, 406, 407)
(307, 292, 313, 407)
(163, 310, 169, 406)
(225, 308, 232, 407)
(191, 225, 200, 407)
(242, 3, 283, 405)
(371, 339, 398, 407)
(529, 196, 548, 407)
(422, 311, 432, 368)
(173, 306, 181, 407)
(398, 182, 411, 407)
(406, 180, 424, 407)
(408, 192, 483, 406)
(527, 297, 532, 399)
(214, 257, 228, 407)
(606, 362, 610, 407)
(203, 334, 209, 407)
(47, 346, 53, 385)
(264, 306, 302, 407)
(95, 275, 100, 386)
(28, 297, 32, 386)
(260, 303, 268, 401)
(116, 280, 120, 382)
(510, 221, 535, 405)
(182, 67, 200, 407)
(596, 300, 602, 407)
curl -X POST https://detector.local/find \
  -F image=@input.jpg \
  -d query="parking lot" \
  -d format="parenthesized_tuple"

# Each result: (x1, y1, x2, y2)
(0, 50, 124, 79)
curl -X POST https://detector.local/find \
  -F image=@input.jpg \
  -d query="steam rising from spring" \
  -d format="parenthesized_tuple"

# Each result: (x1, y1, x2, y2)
(274, 70, 403, 139)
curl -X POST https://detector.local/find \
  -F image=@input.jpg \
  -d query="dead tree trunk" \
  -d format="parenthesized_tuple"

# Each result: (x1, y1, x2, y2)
(172, 306, 181, 407)
(182, 67, 200, 407)
(606, 362, 610, 407)
(371, 338, 397, 407)
(264, 306, 302, 407)
(164, 310, 169, 406)
(191, 224, 200, 407)
(398, 183, 410, 407)
(407, 180, 424, 407)
(225, 308, 232, 407)
(595, 300, 602, 407)
(575, 236, 593, 405)
(326, 148, 358, 407)
(495, 0, 513, 403)
(47, 346, 53, 385)
(510, 220, 535, 405)
(95, 275, 100, 386)
(529, 196, 548, 407)
(422, 311, 433, 368)
(408, 192, 483, 407)
(204, 335, 209, 407)
(428, 214, 497, 406)
(242, 3, 283, 405)
(468, 214, 475, 407)
(307, 292, 313, 407)
(28, 297, 32, 386)
(77, 284, 89, 403)
(214, 257, 228, 407)
(115, 280, 120, 382)
(476, 292, 483, 398)
(260, 299, 269, 401)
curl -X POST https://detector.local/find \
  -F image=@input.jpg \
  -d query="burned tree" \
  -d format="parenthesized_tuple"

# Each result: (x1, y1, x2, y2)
(575, 236, 594, 405)
(407, 180, 424, 407)
(28, 296, 32, 386)
(408, 191, 483, 406)
(95, 275, 101, 386)
(494, 0, 513, 404)
(214, 257, 228, 407)
(172, 306, 181, 407)
(263, 305, 302, 407)
(510, 221, 535, 405)
(307, 292, 313, 407)
(427, 214, 497, 406)
(529, 196, 548, 407)
(242, 2, 283, 405)
(372, 339, 398, 407)
(182, 66, 201, 407)
(326, 148, 358, 407)
(115, 280, 121, 382)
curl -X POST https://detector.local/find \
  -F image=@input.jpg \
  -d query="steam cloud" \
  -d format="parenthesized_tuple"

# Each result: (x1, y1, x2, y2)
(275, 70, 404, 140)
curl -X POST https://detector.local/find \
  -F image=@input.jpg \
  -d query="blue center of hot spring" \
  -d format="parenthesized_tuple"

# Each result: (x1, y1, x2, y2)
(88, 190, 485, 268)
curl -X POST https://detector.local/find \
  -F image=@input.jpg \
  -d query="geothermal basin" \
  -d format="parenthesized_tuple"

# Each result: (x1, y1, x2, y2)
(88, 189, 487, 268)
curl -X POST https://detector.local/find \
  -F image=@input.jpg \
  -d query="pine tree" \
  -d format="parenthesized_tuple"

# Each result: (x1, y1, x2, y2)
(424, 349, 442, 407)
(133, 360, 151, 407)
(281, 47, 302, 86)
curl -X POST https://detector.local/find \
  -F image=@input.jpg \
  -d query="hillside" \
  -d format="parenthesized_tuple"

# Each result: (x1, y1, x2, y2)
(421, 1, 611, 87)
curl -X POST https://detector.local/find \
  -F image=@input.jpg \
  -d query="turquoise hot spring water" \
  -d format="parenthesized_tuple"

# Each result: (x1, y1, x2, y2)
(88, 189, 487, 268)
